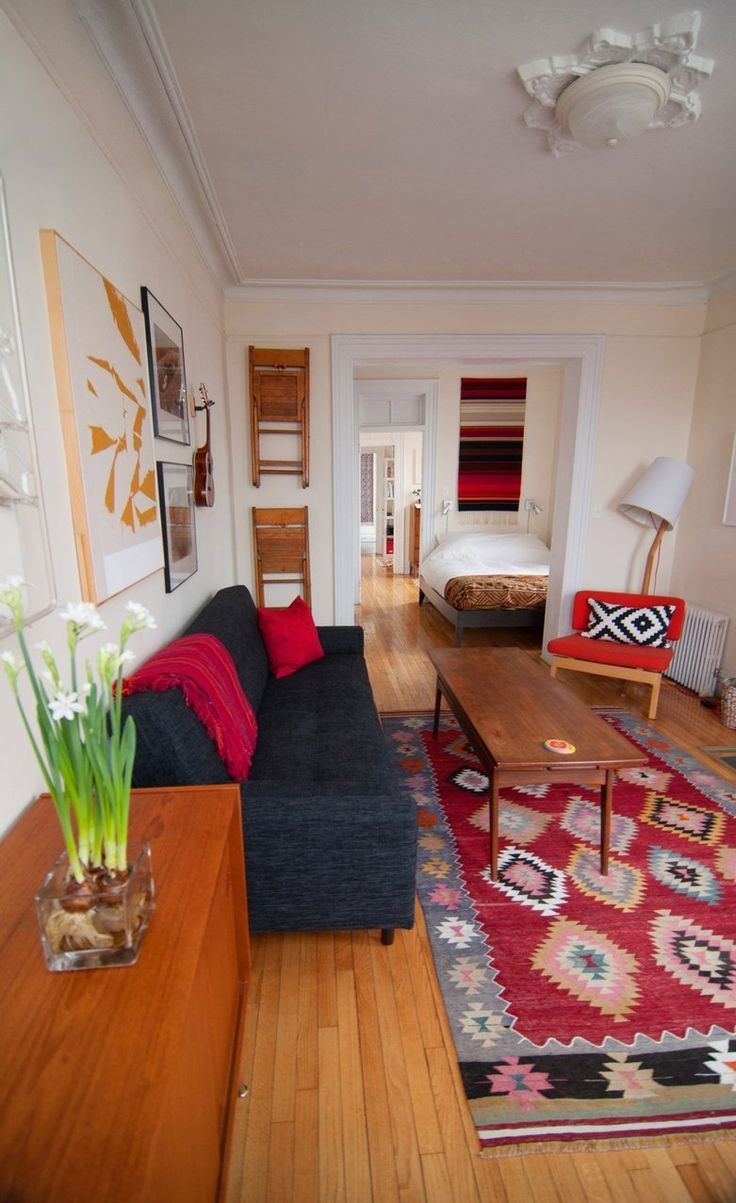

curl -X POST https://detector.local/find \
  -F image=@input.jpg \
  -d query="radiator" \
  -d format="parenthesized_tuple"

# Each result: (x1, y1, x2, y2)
(665, 604, 730, 695)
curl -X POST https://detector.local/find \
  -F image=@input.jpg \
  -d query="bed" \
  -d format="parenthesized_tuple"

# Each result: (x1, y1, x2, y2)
(418, 531, 549, 646)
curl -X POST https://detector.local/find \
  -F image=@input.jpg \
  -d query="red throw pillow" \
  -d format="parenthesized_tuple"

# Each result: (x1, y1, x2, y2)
(257, 596, 325, 679)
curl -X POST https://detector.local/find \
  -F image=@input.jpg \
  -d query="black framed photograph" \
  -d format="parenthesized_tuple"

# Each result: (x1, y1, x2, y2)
(157, 461, 197, 592)
(142, 287, 190, 444)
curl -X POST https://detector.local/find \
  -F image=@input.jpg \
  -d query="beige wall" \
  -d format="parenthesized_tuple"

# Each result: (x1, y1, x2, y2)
(225, 298, 704, 617)
(672, 289, 736, 676)
(0, 9, 236, 835)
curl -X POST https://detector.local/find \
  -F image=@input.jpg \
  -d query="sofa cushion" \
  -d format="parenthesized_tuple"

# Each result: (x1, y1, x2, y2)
(184, 585, 269, 711)
(581, 596, 675, 648)
(250, 653, 394, 792)
(548, 633, 673, 672)
(257, 596, 325, 679)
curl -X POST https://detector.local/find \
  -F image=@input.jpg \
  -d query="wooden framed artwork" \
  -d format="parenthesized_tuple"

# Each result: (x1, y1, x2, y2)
(40, 231, 163, 603)
(141, 288, 190, 445)
(156, 461, 197, 592)
(0, 176, 55, 634)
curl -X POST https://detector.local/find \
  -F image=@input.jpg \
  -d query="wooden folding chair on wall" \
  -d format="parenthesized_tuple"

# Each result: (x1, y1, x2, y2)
(252, 507, 311, 608)
(249, 347, 309, 487)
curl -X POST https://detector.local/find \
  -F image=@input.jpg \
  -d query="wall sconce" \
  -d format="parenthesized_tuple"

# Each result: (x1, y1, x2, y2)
(619, 456, 694, 593)
(523, 498, 542, 532)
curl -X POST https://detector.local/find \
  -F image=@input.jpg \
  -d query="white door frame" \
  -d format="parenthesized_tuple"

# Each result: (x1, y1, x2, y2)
(332, 333, 605, 649)
(357, 377, 438, 587)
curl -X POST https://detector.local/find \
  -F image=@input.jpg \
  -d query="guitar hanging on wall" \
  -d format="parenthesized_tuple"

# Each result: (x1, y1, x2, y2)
(193, 384, 215, 507)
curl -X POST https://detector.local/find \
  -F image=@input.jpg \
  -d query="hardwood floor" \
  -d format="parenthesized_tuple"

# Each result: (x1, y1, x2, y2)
(225, 557, 736, 1202)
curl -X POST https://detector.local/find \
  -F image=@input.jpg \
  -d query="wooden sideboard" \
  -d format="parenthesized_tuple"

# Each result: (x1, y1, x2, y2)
(0, 784, 250, 1202)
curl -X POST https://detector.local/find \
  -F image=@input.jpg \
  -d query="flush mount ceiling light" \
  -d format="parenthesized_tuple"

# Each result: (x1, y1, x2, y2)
(517, 11, 714, 157)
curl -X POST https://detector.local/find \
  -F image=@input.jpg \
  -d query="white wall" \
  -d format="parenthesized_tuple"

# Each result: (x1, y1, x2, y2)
(671, 288, 736, 675)
(0, 8, 236, 835)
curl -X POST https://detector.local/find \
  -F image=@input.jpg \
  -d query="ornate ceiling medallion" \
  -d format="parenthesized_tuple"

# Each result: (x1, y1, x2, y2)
(517, 11, 714, 157)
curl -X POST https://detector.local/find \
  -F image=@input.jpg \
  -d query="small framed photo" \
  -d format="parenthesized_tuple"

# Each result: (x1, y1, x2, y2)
(157, 461, 197, 592)
(723, 433, 736, 526)
(142, 287, 190, 444)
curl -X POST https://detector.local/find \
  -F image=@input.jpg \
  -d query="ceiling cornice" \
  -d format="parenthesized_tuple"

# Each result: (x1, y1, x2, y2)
(226, 279, 710, 306)
(708, 269, 736, 300)
(60, 2, 733, 308)
(71, 0, 242, 285)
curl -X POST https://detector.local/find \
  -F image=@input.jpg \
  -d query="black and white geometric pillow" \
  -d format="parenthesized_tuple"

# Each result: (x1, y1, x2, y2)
(581, 597, 675, 647)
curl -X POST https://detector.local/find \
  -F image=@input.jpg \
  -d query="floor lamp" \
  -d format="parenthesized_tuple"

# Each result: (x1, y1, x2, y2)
(619, 457, 694, 594)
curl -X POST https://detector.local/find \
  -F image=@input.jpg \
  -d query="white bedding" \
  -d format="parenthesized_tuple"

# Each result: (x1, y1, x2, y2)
(420, 531, 550, 595)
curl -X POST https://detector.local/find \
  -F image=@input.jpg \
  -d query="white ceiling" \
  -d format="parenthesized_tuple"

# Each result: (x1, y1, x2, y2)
(110, 1, 736, 288)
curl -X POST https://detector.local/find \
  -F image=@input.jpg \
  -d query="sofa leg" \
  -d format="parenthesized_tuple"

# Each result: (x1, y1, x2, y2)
(381, 928, 394, 946)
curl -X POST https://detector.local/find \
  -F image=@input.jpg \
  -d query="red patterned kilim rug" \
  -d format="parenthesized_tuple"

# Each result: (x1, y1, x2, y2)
(384, 710, 736, 1154)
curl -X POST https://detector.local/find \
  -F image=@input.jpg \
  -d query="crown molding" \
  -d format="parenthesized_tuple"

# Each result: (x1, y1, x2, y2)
(225, 278, 710, 306)
(708, 269, 736, 300)
(71, 0, 242, 285)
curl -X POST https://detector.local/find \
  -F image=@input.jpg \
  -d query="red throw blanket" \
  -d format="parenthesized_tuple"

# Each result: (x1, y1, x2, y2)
(122, 634, 258, 780)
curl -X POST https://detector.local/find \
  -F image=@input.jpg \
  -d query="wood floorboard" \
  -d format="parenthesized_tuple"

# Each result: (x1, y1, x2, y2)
(226, 556, 736, 1201)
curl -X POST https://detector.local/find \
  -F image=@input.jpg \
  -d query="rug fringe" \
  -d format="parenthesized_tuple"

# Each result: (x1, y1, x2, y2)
(479, 1127, 736, 1158)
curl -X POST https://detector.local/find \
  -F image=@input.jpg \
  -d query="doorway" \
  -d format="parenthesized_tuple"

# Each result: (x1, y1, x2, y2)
(355, 378, 438, 602)
(332, 333, 605, 648)
(359, 428, 424, 580)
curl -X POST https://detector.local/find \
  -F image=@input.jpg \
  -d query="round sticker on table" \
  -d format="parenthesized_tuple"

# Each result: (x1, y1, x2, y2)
(544, 738, 576, 755)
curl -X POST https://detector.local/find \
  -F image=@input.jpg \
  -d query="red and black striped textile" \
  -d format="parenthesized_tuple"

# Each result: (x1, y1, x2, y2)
(458, 377, 526, 511)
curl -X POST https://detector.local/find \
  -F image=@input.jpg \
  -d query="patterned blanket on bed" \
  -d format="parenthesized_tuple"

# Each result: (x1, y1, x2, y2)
(444, 573, 547, 612)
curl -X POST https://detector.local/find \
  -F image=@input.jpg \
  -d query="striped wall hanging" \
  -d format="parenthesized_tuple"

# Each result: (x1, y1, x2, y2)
(457, 377, 526, 512)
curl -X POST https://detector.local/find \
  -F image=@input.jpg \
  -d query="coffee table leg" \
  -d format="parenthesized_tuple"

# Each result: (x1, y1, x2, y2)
(600, 769, 613, 875)
(433, 680, 442, 739)
(489, 769, 499, 881)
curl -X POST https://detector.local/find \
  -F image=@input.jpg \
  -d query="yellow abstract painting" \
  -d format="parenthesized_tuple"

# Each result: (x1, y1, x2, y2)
(41, 232, 163, 602)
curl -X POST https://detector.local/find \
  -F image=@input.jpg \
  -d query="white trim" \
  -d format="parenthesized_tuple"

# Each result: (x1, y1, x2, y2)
(332, 334, 605, 649)
(229, 279, 709, 306)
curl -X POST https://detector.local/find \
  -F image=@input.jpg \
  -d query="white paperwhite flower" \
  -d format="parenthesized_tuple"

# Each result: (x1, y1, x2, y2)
(124, 601, 156, 630)
(35, 640, 52, 653)
(1, 651, 22, 687)
(59, 602, 105, 633)
(119, 649, 136, 666)
(0, 578, 26, 624)
(49, 690, 86, 722)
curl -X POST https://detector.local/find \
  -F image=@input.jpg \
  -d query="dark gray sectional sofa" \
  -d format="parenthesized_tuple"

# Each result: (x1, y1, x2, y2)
(122, 585, 417, 940)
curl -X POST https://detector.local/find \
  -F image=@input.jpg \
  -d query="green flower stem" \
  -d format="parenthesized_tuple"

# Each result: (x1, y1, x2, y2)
(2, 589, 154, 880)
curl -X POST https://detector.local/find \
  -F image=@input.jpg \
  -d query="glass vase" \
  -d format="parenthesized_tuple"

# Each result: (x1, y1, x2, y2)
(35, 841, 155, 972)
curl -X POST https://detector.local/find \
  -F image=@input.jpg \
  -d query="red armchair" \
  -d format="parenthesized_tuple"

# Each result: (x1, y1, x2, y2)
(547, 590, 686, 720)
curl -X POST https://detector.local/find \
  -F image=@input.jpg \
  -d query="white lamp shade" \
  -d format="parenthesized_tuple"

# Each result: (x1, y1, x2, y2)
(556, 63, 671, 148)
(619, 457, 694, 530)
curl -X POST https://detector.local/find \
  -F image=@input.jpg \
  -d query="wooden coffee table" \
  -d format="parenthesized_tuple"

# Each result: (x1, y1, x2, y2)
(428, 647, 647, 880)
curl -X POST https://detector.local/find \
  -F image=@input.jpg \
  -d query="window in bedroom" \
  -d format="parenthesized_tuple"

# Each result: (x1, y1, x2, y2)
(457, 377, 526, 512)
